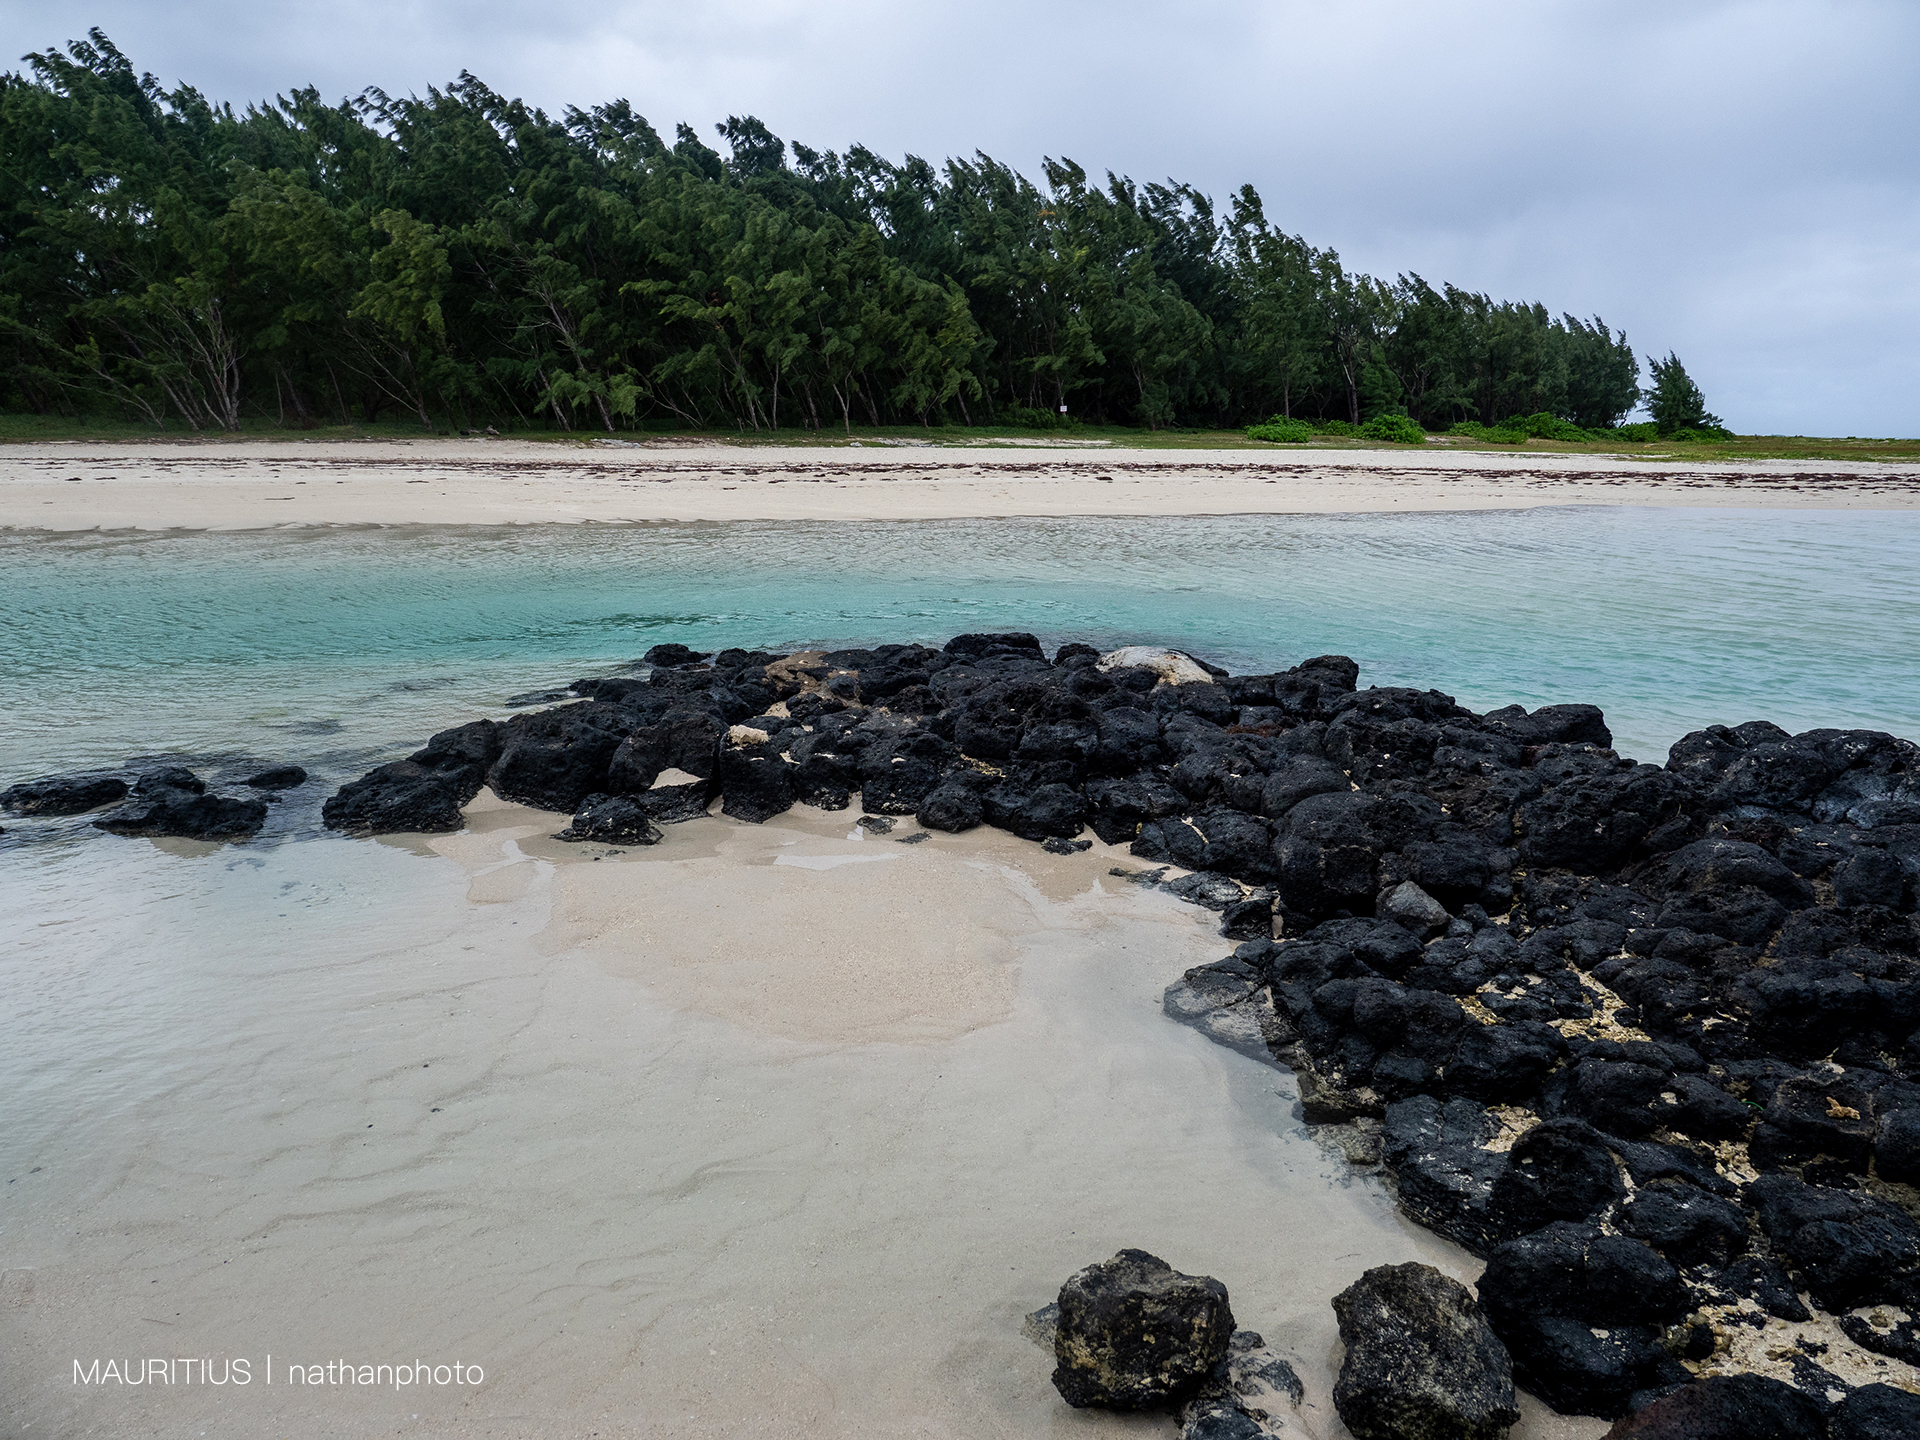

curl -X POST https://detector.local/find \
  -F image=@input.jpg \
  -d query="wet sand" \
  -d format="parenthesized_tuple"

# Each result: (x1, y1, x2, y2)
(3, 438, 1918, 529)
(1, 798, 1604, 1439)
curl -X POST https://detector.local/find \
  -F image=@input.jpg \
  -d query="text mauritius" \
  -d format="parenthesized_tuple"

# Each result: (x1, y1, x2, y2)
(74, 1357, 483, 1388)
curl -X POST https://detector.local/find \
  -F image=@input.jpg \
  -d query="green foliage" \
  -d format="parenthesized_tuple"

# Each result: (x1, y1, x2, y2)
(1010, 406, 1075, 430)
(1359, 413, 1426, 444)
(1245, 417, 1312, 443)
(1448, 421, 1527, 444)
(0, 30, 1666, 438)
(1646, 352, 1724, 436)
(1501, 411, 1591, 441)
(1605, 422, 1660, 442)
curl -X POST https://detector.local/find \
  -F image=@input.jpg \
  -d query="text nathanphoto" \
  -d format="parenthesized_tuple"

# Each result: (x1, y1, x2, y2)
(73, 1356, 485, 1389)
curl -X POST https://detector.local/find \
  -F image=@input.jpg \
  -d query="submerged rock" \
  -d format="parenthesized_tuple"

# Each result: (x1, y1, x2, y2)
(1178, 1330, 1309, 1440)
(1, 773, 129, 815)
(244, 764, 308, 790)
(95, 768, 267, 841)
(1331, 1262, 1518, 1440)
(1051, 1249, 1236, 1410)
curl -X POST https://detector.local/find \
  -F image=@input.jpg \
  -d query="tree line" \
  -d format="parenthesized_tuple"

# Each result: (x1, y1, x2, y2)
(0, 31, 1716, 436)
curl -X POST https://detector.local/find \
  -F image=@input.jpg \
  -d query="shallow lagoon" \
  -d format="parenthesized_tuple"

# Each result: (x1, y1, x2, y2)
(5, 506, 1918, 783)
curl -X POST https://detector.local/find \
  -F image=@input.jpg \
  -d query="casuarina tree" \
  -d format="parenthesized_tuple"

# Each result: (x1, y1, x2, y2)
(1645, 352, 1723, 435)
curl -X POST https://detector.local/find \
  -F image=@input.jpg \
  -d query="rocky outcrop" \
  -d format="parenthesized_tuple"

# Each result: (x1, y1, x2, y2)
(1051, 1249, 1236, 1410)
(1331, 1262, 1519, 1440)
(244, 631, 1919, 1417)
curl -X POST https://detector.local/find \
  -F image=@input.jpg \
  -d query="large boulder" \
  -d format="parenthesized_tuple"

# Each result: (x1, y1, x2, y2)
(983, 778, 1087, 840)
(323, 720, 500, 834)
(1331, 1262, 1518, 1440)
(715, 735, 794, 823)
(1098, 646, 1215, 686)
(1830, 1383, 1920, 1440)
(917, 772, 987, 832)
(1380, 1096, 1514, 1256)
(1601, 1374, 1829, 1439)
(487, 703, 632, 812)
(1514, 763, 1689, 871)
(1051, 1249, 1235, 1410)
(1746, 1173, 1920, 1311)
(1485, 1119, 1624, 1237)
(1477, 1222, 1689, 1418)
(607, 709, 726, 789)
(1274, 792, 1391, 919)
(1, 773, 129, 815)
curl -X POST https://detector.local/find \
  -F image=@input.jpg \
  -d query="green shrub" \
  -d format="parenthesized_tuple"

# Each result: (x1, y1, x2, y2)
(1246, 417, 1313, 443)
(1500, 411, 1591, 442)
(1360, 414, 1428, 444)
(1603, 422, 1660, 442)
(1448, 421, 1526, 445)
(1009, 406, 1072, 430)
(1668, 425, 1734, 443)
(1313, 419, 1359, 437)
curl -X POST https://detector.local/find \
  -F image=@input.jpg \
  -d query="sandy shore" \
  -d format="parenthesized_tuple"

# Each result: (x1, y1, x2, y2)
(1, 794, 1606, 1440)
(4, 438, 1918, 528)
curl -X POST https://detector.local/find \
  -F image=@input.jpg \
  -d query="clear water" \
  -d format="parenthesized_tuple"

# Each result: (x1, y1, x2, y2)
(3, 507, 1917, 792)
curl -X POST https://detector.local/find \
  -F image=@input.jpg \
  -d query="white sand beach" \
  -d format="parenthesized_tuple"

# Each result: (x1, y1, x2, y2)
(3, 437, 1917, 529)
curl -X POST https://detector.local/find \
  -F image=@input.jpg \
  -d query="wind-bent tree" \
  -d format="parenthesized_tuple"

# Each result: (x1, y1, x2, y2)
(1645, 352, 1723, 434)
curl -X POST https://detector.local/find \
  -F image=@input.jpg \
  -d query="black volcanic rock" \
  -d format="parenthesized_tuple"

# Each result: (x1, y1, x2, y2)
(245, 764, 308, 789)
(324, 719, 501, 834)
(555, 793, 663, 846)
(95, 769, 267, 841)
(642, 642, 706, 667)
(1602, 1374, 1830, 1440)
(1050, 1249, 1234, 1410)
(1332, 1262, 1518, 1440)
(488, 703, 633, 812)
(1830, 1383, 1920, 1440)
(1478, 1222, 1690, 1418)
(1, 773, 129, 814)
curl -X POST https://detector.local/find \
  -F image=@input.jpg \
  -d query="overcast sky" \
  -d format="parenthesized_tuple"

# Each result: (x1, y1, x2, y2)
(8, 0, 1916, 434)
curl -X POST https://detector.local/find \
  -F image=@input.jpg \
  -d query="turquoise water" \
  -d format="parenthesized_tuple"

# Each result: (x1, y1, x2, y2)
(3, 507, 1917, 788)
